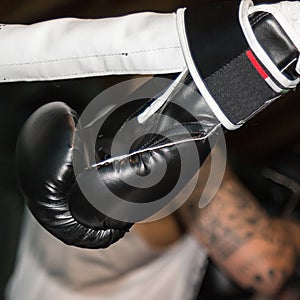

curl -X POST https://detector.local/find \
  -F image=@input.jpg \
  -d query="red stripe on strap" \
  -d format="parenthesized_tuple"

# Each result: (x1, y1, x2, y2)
(246, 50, 268, 80)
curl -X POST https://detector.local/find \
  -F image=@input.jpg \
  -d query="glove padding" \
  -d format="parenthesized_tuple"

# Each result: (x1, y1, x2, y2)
(16, 102, 132, 248)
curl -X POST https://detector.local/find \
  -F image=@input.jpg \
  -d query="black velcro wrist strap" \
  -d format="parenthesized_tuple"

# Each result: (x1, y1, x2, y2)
(204, 50, 277, 125)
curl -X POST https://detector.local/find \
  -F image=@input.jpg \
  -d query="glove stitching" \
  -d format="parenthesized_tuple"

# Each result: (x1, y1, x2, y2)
(0, 46, 182, 67)
(93, 124, 221, 168)
(249, 12, 270, 27)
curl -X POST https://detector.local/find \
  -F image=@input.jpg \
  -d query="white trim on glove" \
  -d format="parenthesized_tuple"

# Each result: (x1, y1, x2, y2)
(0, 12, 186, 82)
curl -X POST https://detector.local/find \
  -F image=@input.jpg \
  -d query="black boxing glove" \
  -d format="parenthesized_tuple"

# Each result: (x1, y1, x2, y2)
(16, 75, 220, 248)
(16, 102, 132, 248)
(16, 0, 300, 249)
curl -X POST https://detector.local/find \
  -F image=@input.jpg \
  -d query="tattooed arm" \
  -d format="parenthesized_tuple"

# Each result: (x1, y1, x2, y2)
(183, 167, 297, 296)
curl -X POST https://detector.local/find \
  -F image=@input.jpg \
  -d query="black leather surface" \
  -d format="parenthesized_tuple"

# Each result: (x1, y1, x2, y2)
(251, 12, 299, 81)
(71, 76, 219, 222)
(185, 1, 247, 79)
(16, 102, 131, 248)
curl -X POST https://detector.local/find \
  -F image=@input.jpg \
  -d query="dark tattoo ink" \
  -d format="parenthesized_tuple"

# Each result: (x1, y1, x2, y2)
(254, 274, 263, 283)
(269, 269, 275, 278)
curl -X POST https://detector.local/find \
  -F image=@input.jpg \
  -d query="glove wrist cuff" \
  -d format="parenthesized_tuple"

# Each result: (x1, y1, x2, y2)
(177, 1, 300, 130)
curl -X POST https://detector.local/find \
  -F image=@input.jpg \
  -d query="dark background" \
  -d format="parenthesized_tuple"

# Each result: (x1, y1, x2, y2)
(0, 1, 299, 299)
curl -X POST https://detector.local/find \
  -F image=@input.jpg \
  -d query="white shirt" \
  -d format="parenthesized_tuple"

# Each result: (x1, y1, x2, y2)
(6, 209, 207, 300)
